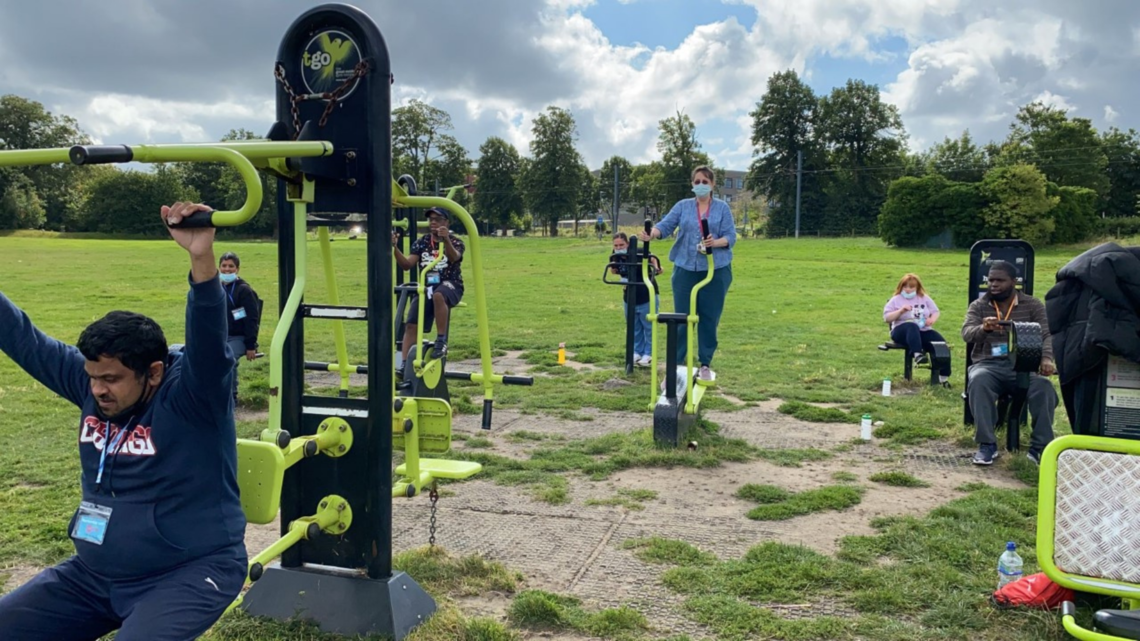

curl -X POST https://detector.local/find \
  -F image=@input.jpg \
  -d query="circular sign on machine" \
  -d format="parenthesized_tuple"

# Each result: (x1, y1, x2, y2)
(301, 29, 362, 99)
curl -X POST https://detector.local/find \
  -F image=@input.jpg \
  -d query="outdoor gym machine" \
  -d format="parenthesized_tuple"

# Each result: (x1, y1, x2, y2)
(642, 219, 716, 447)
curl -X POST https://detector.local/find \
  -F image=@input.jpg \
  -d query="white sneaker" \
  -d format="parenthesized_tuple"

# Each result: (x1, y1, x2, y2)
(637, 355, 651, 367)
(698, 366, 715, 382)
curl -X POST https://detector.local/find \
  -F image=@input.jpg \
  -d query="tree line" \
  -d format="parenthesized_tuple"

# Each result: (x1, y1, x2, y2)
(0, 94, 717, 237)
(2, 71, 1139, 244)
(749, 70, 1140, 245)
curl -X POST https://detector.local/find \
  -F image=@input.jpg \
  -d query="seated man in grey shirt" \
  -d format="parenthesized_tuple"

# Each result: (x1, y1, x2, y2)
(962, 260, 1057, 466)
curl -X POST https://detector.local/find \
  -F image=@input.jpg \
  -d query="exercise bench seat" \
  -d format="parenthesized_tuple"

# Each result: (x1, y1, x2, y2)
(395, 459, 482, 480)
(878, 340, 950, 384)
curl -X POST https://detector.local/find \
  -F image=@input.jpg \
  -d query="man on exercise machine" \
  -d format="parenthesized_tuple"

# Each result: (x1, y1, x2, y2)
(393, 206, 465, 364)
(0, 202, 247, 640)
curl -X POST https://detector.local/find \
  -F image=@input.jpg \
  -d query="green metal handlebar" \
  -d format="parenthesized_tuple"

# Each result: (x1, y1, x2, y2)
(0, 140, 334, 228)
(69, 142, 328, 228)
(0, 148, 72, 167)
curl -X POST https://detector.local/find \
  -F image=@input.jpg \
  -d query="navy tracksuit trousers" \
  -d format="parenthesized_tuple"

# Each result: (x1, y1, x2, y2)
(0, 547, 245, 641)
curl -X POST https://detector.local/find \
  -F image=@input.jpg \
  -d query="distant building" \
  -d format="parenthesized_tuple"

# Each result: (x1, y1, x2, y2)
(717, 169, 752, 204)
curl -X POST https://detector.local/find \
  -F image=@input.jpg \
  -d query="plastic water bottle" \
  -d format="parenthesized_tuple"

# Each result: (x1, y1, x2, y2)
(997, 542, 1024, 589)
(881, 377, 892, 396)
(860, 414, 873, 441)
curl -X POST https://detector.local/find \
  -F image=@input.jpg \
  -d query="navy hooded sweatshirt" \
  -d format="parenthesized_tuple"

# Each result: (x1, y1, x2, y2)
(0, 274, 247, 579)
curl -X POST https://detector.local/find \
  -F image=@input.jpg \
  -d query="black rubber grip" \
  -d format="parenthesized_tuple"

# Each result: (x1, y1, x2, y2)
(69, 145, 133, 165)
(644, 218, 653, 233)
(501, 375, 533, 386)
(1007, 321, 1043, 373)
(166, 210, 215, 229)
(700, 219, 711, 238)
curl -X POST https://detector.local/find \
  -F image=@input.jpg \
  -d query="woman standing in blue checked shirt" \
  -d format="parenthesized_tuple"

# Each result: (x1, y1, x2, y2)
(638, 166, 736, 382)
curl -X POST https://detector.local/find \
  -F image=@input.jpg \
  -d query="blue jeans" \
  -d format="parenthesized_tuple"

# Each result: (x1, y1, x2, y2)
(624, 296, 659, 356)
(673, 265, 733, 367)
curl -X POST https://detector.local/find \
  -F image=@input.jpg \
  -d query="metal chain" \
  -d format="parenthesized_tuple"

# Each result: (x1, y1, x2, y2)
(274, 63, 303, 140)
(317, 60, 372, 128)
(428, 483, 439, 547)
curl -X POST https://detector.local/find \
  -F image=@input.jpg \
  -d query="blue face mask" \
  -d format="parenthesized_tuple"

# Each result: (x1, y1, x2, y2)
(692, 184, 712, 197)
(901, 290, 916, 300)
(613, 249, 626, 255)
(220, 273, 238, 284)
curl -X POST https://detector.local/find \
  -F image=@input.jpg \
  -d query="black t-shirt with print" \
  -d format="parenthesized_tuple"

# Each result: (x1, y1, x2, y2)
(409, 233, 464, 290)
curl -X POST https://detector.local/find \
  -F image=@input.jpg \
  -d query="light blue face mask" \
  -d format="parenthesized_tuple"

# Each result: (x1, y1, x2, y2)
(220, 273, 238, 284)
(613, 249, 627, 255)
(901, 290, 916, 299)
(692, 184, 712, 197)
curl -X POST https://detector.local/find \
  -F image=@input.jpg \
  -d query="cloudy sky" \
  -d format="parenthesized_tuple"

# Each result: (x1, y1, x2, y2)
(0, 0, 1137, 171)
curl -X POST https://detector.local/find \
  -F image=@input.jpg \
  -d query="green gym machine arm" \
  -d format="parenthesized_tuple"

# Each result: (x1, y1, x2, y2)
(642, 219, 661, 410)
(67, 142, 331, 227)
(684, 227, 716, 415)
(413, 249, 447, 373)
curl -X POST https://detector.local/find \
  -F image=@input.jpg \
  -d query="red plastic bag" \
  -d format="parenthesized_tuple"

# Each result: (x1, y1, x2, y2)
(991, 572, 1075, 610)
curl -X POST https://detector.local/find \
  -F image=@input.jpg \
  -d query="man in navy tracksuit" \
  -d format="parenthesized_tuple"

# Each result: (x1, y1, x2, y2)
(0, 202, 247, 640)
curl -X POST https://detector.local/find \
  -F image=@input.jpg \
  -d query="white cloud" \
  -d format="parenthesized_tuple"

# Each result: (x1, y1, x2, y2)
(79, 94, 274, 144)
(1033, 90, 1075, 113)
(2, 0, 1139, 175)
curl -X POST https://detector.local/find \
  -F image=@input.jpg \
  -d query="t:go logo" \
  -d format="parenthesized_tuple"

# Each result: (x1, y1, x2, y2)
(303, 50, 333, 71)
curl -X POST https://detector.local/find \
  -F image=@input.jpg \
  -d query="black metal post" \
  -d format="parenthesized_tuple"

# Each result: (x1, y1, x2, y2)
(624, 237, 640, 374)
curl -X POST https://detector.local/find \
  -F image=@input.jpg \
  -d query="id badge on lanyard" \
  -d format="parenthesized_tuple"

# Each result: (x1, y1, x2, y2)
(991, 300, 1013, 357)
(72, 501, 113, 545)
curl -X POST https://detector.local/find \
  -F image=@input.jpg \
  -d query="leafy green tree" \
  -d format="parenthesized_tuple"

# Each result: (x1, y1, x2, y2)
(746, 70, 827, 235)
(522, 106, 584, 236)
(1100, 127, 1140, 218)
(392, 99, 455, 186)
(657, 109, 711, 206)
(877, 174, 952, 247)
(925, 130, 987, 182)
(599, 155, 633, 216)
(0, 95, 91, 230)
(630, 161, 670, 220)
(474, 136, 523, 234)
(816, 79, 906, 234)
(0, 173, 46, 229)
(1049, 184, 1099, 244)
(1002, 102, 1109, 196)
(85, 166, 199, 235)
(980, 163, 1058, 246)
(424, 134, 473, 213)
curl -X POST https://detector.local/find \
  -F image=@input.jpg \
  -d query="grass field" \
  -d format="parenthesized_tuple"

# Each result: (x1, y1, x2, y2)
(0, 229, 1125, 640)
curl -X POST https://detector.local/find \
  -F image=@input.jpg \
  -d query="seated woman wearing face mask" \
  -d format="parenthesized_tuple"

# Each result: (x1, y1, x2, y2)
(218, 251, 261, 403)
(883, 272, 951, 384)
